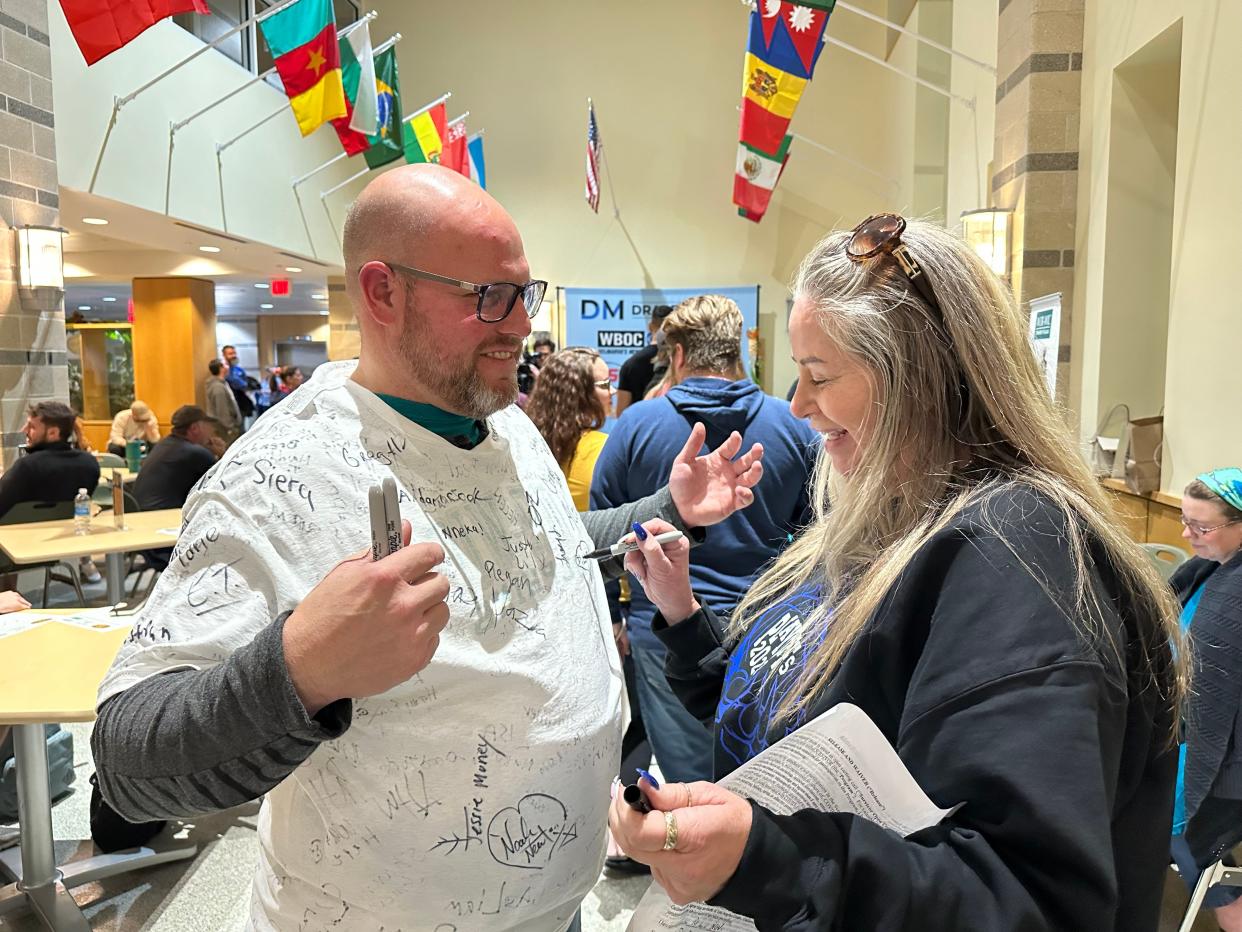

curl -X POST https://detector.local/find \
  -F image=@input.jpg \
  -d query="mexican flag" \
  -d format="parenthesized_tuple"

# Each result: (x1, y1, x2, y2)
(403, 101, 447, 164)
(329, 22, 378, 155)
(363, 45, 403, 169)
(734, 135, 791, 223)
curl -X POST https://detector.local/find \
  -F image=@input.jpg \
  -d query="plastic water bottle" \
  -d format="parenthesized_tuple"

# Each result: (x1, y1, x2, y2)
(73, 488, 91, 535)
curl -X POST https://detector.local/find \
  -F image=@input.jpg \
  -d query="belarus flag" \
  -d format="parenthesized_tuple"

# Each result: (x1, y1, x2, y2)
(734, 135, 791, 223)
(60, 0, 210, 65)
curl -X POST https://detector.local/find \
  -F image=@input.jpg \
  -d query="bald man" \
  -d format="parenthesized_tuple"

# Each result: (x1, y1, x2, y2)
(91, 165, 763, 931)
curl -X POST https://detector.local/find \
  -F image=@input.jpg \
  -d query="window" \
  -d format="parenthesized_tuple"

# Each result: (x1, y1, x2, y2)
(172, 0, 360, 76)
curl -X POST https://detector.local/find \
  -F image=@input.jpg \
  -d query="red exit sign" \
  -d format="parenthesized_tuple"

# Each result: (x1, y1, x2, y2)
(270, 278, 291, 296)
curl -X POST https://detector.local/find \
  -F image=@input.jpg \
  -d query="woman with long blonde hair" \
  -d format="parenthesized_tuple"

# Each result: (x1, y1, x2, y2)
(610, 214, 1187, 931)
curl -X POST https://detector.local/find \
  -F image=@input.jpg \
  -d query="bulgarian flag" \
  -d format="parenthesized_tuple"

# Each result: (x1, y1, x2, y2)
(329, 22, 378, 155)
(441, 117, 468, 175)
(403, 101, 447, 164)
(60, 0, 210, 65)
(734, 134, 791, 223)
(259, 0, 347, 137)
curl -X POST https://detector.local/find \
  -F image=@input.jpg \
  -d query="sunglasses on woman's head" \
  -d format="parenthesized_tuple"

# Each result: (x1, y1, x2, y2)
(845, 214, 944, 319)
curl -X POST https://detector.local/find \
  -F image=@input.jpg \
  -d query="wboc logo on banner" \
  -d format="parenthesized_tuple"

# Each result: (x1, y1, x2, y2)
(561, 286, 761, 383)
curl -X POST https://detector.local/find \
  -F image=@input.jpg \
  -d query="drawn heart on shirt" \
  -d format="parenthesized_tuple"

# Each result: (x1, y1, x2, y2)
(486, 793, 579, 870)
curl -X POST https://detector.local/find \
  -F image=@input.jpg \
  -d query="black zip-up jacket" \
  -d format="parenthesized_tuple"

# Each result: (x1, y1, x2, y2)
(653, 484, 1176, 932)
(1171, 551, 1242, 853)
(0, 440, 99, 519)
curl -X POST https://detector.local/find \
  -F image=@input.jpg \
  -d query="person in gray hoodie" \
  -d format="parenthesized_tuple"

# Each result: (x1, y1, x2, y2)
(592, 294, 818, 787)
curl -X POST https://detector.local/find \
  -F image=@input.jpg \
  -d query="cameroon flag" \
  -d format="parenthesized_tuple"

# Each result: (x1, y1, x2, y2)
(403, 101, 447, 164)
(363, 46, 403, 169)
(259, 0, 347, 136)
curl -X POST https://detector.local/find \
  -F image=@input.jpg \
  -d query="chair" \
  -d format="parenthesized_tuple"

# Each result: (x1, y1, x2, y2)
(1177, 859, 1242, 932)
(0, 502, 86, 608)
(1142, 542, 1189, 584)
(119, 491, 164, 601)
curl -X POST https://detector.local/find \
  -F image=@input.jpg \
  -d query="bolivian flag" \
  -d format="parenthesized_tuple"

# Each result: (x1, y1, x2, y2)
(259, 0, 347, 137)
(403, 101, 447, 164)
(740, 1, 835, 156)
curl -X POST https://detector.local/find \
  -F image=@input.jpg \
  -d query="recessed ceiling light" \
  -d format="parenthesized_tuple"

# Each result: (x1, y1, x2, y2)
(199, 245, 221, 253)
(311, 293, 326, 300)
(102, 297, 117, 302)
(254, 283, 268, 289)
(82, 217, 108, 225)
(259, 303, 273, 309)
(284, 266, 302, 273)
(77, 305, 91, 310)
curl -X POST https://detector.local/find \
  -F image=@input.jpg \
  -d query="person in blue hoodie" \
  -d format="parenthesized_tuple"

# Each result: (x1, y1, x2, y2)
(591, 294, 819, 788)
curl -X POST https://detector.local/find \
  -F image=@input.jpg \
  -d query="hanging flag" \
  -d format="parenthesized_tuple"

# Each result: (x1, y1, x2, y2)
(441, 118, 468, 175)
(467, 133, 487, 189)
(60, 0, 210, 65)
(258, 0, 347, 136)
(403, 101, 447, 164)
(362, 44, 403, 168)
(734, 134, 792, 223)
(740, 1, 835, 155)
(585, 101, 602, 213)
(329, 22, 378, 155)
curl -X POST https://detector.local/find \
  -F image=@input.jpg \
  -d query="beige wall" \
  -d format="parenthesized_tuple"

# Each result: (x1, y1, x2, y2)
(355, 0, 992, 394)
(256, 314, 329, 372)
(1072, 0, 1242, 491)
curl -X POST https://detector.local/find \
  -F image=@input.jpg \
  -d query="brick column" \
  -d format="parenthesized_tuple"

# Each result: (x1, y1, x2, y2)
(991, 0, 1084, 402)
(0, 0, 64, 466)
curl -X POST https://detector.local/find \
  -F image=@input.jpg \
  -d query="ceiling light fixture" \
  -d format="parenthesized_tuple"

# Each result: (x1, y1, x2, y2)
(284, 266, 302, 273)
(254, 282, 268, 289)
(77, 305, 91, 311)
(199, 245, 221, 253)
(82, 217, 108, 226)
(260, 303, 274, 309)
(311, 293, 326, 300)
(102, 296, 117, 302)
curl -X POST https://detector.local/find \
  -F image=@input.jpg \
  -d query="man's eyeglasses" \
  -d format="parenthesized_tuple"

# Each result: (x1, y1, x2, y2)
(384, 261, 547, 324)
(1181, 516, 1242, 537)
(845, 213, 944, 319)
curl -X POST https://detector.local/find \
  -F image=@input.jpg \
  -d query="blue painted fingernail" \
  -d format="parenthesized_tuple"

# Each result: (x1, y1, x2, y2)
(637, 768, 660, 789)
(631, 522, 648, 541)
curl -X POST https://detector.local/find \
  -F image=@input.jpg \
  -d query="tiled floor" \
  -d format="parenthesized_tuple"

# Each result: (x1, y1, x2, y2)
(0, 571, 1225, 931)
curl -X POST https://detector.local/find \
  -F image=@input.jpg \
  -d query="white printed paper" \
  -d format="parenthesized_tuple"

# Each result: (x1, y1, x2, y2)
(0, 613, 58, 639)
(627, 703, 957, 931)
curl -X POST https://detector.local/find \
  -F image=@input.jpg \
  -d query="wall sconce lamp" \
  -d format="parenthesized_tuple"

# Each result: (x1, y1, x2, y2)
(16, 224, 67, 309)
(961, 208, 1013, 278)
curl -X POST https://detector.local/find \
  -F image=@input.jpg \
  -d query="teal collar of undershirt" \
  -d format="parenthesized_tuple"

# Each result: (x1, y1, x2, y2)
(376, 393, 484, 446)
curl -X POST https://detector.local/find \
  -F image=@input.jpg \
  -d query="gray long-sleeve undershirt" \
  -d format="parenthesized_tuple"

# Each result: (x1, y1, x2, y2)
(93, 487, 689, 822)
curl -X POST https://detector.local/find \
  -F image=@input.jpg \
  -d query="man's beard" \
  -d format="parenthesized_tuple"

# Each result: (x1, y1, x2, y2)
(398, 310, 518, 419)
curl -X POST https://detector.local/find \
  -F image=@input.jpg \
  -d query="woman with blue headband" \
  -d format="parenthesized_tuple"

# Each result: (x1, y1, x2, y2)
(1171, 467, 1242, 930)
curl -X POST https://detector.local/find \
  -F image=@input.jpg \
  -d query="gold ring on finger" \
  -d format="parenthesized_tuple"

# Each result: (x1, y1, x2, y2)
(662, 810, 679, 852)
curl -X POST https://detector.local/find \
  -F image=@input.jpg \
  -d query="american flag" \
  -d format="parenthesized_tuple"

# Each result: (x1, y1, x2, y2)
(585, 100, 602, 213)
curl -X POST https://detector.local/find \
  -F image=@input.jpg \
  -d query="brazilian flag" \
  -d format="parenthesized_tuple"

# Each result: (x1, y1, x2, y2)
(363, 45, 403, 169)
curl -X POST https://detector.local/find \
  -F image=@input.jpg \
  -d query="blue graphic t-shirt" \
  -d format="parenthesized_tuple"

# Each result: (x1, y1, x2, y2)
(715, 585, 827, 772)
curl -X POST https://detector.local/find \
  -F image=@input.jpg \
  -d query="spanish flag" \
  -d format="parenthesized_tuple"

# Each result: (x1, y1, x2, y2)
(739, 1, 834, 156)
(259, 0, 347, 137)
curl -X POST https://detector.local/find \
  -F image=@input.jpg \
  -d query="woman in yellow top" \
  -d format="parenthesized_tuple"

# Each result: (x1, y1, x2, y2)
(526, 347, 614, 510)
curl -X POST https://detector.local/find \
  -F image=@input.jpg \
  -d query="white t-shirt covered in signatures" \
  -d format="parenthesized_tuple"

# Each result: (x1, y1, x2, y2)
(98, 360, 624, 932)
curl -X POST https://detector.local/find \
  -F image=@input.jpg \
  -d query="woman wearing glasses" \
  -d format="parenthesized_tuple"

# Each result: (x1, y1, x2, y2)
(610, 215, 1186, 931)
(1170, 469, 1242, 930)
(525, 347, 614, 511)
